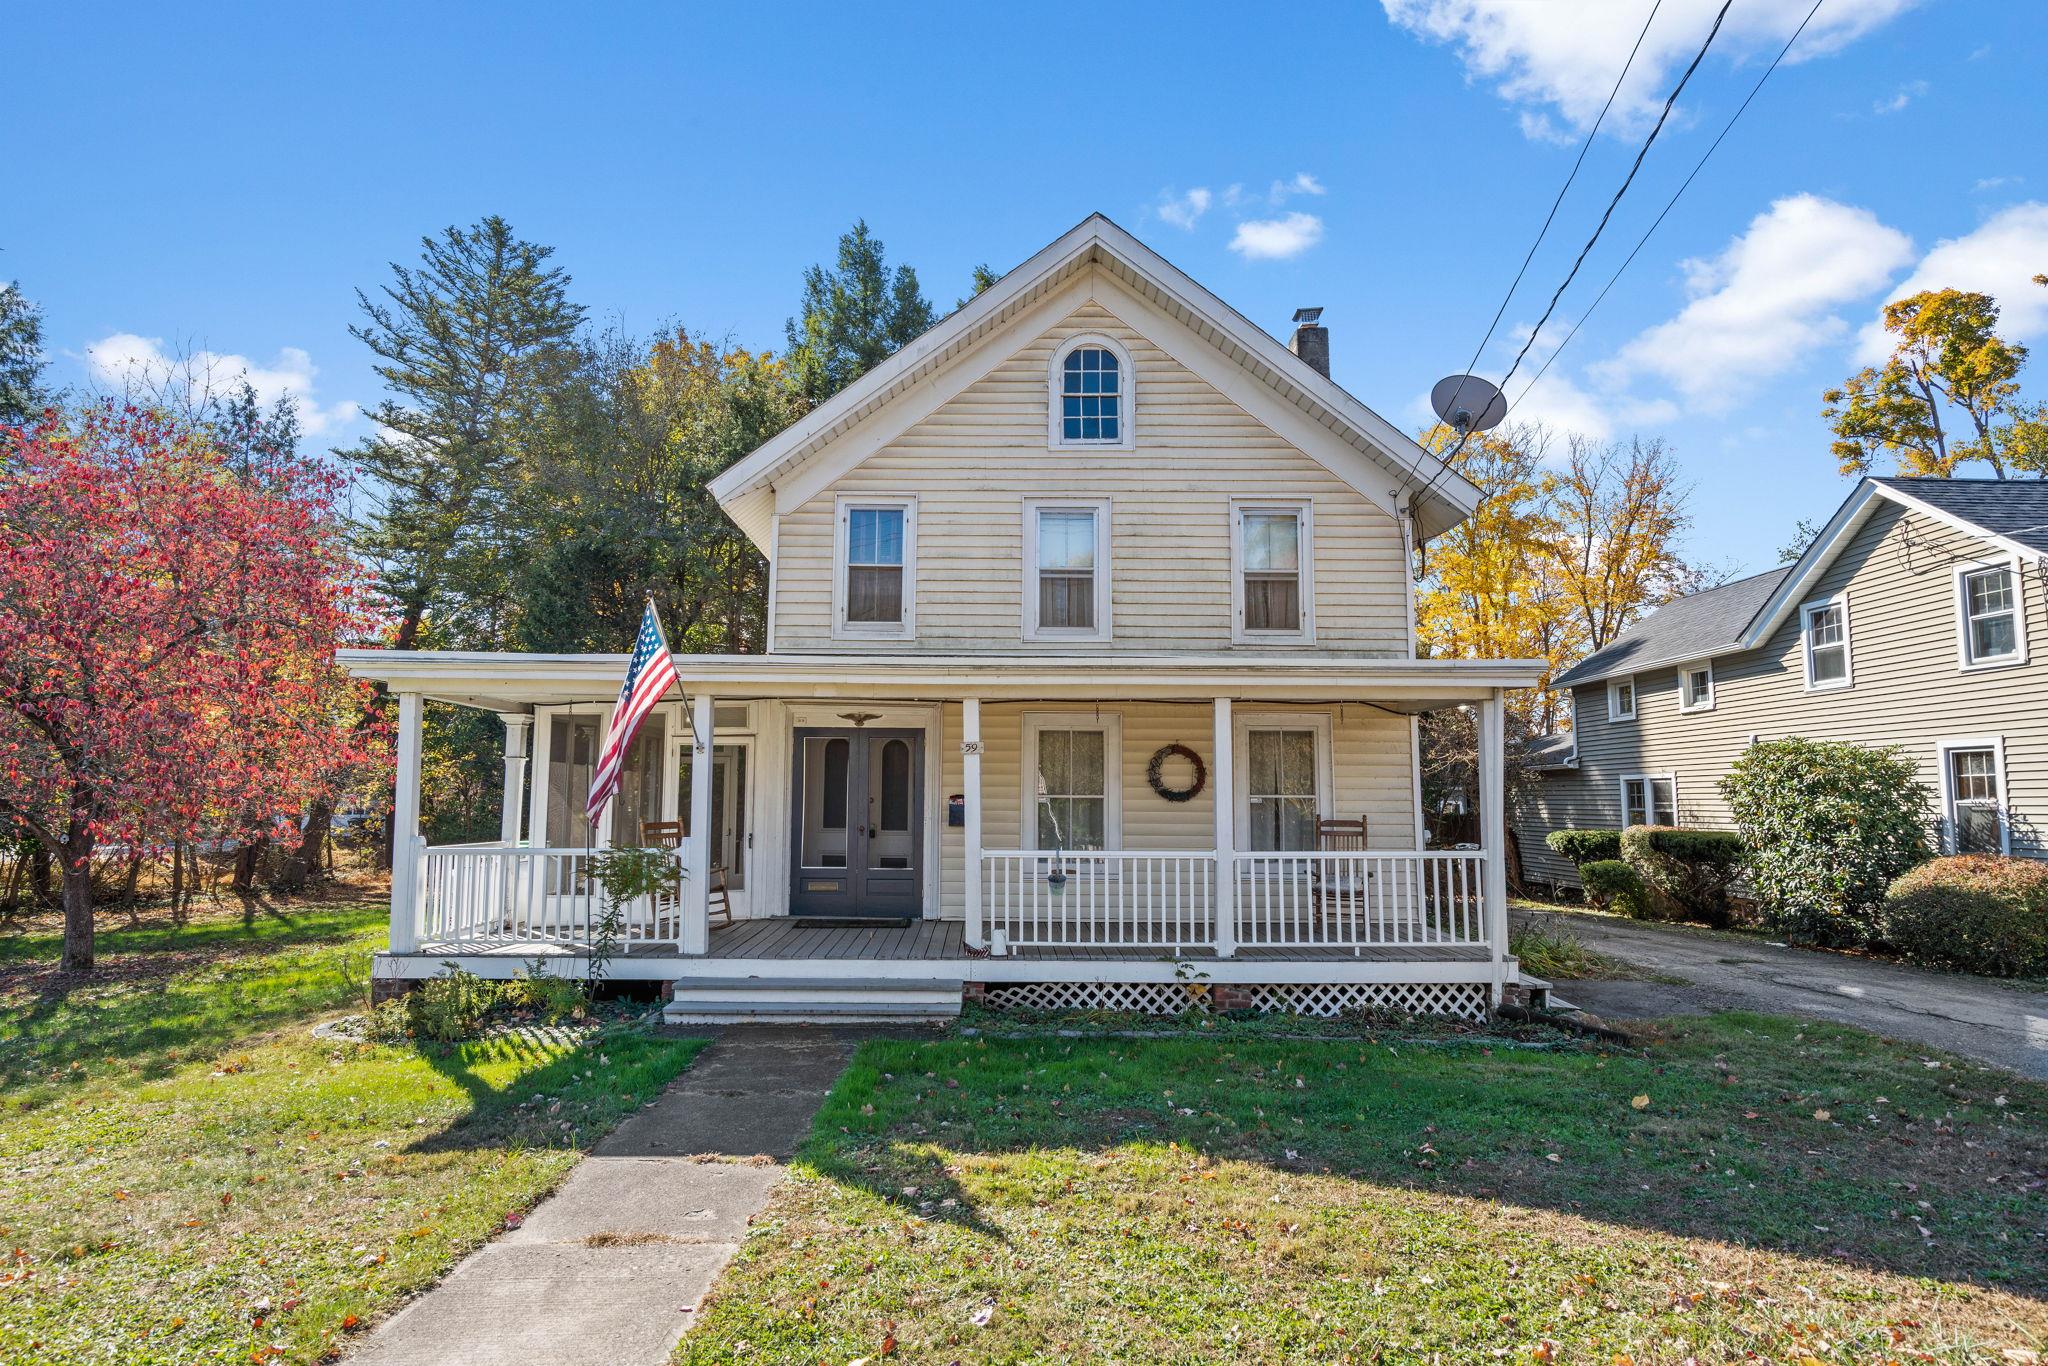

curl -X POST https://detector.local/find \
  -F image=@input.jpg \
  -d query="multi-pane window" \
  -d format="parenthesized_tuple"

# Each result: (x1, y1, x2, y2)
(1246, 728, 1320, 851)
(1608, 678, 1635, 721)
(1621, 774, 1674, 828)
(1239, 507, 1306, 635)
(1946, 746, 2003, 853)
(1059, 345, 1122, 443)
(1680, 664, 1713, 712)
(1033, 727, 1107, 851)
(842, 504, 907, 628)
(1803, 599, 1849, 688)
(1028, 503, 1106, 636)
(1961, 565, 2019, 664)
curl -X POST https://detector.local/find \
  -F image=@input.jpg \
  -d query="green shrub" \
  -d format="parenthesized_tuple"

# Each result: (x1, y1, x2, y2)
(1719, 738, 1932, 947)
(1546, 829, 1622, 867)
(1619, 826, 1745, 927)
(1882, 855, 2048, 977)
(1579, 859, 1649, 918)
(368, 965, 501, 1044)
(505, 959, 588, 1023)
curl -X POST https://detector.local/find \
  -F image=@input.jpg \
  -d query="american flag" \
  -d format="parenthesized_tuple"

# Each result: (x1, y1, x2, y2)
(587, 600, 682, 825)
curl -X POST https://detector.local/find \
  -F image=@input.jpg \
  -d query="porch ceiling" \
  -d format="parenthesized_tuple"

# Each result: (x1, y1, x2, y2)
(338, 648, 1544, 711)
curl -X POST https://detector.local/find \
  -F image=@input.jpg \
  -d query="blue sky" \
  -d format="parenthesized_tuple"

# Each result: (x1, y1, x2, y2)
(7, 1, 2044, 574)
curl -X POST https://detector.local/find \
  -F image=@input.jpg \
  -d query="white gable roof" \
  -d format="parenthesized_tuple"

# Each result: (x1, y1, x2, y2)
(708, 213, 1481, 551)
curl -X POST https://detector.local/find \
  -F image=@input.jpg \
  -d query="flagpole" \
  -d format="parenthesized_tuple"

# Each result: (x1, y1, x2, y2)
(646, 595, 700, 753)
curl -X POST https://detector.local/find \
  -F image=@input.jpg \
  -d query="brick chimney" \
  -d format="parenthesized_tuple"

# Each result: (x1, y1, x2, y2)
(1289, 307, 1329, 379)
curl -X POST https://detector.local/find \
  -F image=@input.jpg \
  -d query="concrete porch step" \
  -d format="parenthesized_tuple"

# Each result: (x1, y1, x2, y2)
(663, 975, 965, 1025)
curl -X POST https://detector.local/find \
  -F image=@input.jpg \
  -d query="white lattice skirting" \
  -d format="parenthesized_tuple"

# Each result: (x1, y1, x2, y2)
(981, 980, 1490, 1021)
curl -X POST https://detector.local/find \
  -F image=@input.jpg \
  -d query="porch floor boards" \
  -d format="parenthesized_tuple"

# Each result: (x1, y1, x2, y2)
(416, 917, 1488, 964)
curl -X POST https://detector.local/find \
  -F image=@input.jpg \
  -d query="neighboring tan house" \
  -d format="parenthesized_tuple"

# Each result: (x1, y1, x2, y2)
(1519, 477, 2048, 891)
(343, 214, 1543, 1022)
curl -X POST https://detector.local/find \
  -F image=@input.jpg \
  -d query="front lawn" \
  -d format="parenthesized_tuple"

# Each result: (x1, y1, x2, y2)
(0, 898, 705, 1365)
(680, 1015, 2047, 1364)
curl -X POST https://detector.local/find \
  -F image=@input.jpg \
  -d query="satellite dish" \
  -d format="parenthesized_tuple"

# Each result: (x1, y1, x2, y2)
(1429, 374, 1507, 436)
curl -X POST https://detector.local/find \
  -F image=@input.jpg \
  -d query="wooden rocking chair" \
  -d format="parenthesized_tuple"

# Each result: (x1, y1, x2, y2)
(641, 819, 733, 932)
(1310, 816, 1369, 929)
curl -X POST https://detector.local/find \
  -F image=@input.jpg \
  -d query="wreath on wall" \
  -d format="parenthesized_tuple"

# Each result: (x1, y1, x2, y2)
(1145, 743, 1208, 803)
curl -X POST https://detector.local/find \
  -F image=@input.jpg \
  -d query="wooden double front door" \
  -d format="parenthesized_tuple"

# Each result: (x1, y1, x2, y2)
(788, 727, 923, 918)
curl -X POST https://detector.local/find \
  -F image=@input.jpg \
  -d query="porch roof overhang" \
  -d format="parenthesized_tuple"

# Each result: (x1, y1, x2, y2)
(339, 649, 1544, 712)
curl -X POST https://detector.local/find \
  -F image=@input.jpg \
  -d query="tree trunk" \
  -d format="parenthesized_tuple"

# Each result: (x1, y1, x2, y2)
(59, 832, 96, 971)
(275, 800, 333, 893)
(232, 836, 268, 896)
(122, 850, 144, 921)
(30, 845, 54, 908)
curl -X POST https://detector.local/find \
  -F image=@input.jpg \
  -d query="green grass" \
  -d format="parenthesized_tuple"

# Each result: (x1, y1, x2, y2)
(1506, 918, 1635, 981)
(0, 898, 706, 1365)
(679, 1015, 2047, 1365)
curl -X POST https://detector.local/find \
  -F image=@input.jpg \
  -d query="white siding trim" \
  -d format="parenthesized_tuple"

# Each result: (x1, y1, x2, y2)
(1607, 677, 1636, 722)
(831, 495, 918, 641)
(1953, 555, 2030, 672)
(1936, 734, 2011, 855)
(1019, 710, 1125, 851)
(1045, 333, 1136, 451)
(1232, 709, 1336, 849)
(1677, 659, 1715, 714)
(1230, 498, 1317, 645)
(1021, 497, 1114, 642)
(1800, 591, 1853, 693)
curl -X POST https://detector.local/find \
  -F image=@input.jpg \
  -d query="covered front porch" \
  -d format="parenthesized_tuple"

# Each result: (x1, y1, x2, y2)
(344, 650, 1537, 1007)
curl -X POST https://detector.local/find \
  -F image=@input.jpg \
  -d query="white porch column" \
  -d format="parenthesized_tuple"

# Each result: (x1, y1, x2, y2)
(962, 698, 984, 949)
(681, 692, 715, 956)
(1478, 690, 1510, 988)
(496, 713, 532, 846)
(390, 691, 424, 954)
(1211, 697, 1236, 958)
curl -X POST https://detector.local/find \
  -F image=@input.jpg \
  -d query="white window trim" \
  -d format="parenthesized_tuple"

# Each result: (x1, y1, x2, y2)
(1019, 711, 1124, 852)
(1800, 591, 1853, 692)
(1953, 556, 2029, 672)
(1231, 710, 1336, 851)
(1618, 772, 1677, 828)
(1606, 677, 1636, 722)
(1230, 498, 1316, 645)
(1046, 333, 1136, 451)
(1022, 497, 1113, 642)
(831, 495, 917, 641)
(1936, 735, 2011, 855)
(1677, 659, 1715, 714)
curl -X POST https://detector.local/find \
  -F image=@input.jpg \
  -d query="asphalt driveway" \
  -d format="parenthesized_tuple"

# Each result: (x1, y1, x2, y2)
(1514, 904, 2048, 1080)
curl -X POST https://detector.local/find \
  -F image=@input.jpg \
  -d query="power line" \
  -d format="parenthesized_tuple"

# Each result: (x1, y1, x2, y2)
(1505, 0, 1827, 419)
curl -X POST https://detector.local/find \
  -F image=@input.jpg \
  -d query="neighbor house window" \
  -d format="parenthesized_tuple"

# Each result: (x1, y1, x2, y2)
(1233, 501, 1314, 642)
(1620, 773, 1675, 828)
(835, 497, 915, 637)
(1957, 561, 2025, 667)
(1048, 335, 1132, 447)
(1607, 678, 1635, 722)
(1801, 594, 1850, 690)
(1679, 661, 1714, 713)
(1940, 738, 2008, 854)
(1024, 499, 1111, 639)
(1234, 712, 1333, 853)
(1023, 713, 1122, 852)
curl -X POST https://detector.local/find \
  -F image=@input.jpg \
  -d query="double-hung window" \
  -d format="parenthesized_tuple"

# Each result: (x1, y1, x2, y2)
(1023, 713, 1121, 852)
(1620, 774, 1675, 828)
(1233, 501, 1314, 642)
(1024, 499, 1111, 640)
(1678, 661, 1713, 713)
(835, 498, 915, 637)
(1048, 335, 1133, 448)
(1607, 678, 1635, 722)
(1957, 561, 2025, 668)
(1801, 594, 1850, 690)
(1234, 712, 1332, 853)
(1940, 739, 2008, 853)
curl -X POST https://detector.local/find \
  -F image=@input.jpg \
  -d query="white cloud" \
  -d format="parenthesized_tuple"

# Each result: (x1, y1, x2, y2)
(1229, 212, 1325, 261)
(1597, 194, 1913, 408)
(1973, 175, 2021, 193)
(1268, 171, 1326, 203)
(84, 333, 361, 437)
(1382, 0, 1920, 139)
(1854, 201, 2048, 362)
(1872, 79, 1928, 115)
(1155, 187, 1213, 230)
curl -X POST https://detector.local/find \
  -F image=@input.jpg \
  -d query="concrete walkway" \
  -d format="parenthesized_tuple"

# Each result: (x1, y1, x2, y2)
(346, 1027, 858, 1366)
(1517, 904, 2048, 1080)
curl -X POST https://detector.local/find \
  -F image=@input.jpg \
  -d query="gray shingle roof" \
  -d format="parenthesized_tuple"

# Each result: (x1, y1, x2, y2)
(1523, 732, 1577, 769)
(1871, 477, 2048, 556)
(1551, 567, 1792, 689)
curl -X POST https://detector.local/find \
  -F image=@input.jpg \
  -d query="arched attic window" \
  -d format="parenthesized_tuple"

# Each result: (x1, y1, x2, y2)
(1047, 334, 1134, 448)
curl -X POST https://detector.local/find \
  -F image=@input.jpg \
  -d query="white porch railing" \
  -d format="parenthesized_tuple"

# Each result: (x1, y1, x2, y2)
(417, 844, 686, 950)
(982, 850, 1216, 952)
(1232, 851, 1487, 953)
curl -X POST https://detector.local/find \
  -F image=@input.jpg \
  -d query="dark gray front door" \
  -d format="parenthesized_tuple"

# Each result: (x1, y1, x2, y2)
(789, 728, 923, 918)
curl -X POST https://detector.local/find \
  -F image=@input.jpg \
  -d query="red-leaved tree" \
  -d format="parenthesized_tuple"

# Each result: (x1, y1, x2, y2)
(0, 404, 378, 969)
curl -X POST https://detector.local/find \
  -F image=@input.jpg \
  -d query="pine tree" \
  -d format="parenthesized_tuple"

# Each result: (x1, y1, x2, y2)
(0, 280, 49, 424)
(784, 221, 935, 404)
